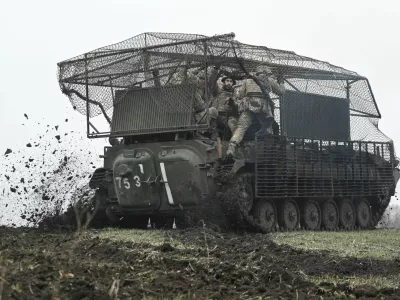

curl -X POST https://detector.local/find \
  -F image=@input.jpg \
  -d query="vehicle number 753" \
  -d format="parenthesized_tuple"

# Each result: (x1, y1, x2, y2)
(115, 176, 141, 189)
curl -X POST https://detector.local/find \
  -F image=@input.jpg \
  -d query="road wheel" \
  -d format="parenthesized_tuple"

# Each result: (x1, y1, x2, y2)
(278, 199, 300, 231)
(251, 200, 277, 232)
(355, 198, 372, 229)
(301, 200, 321, 230)
(338, 198, 356, 230)
(322, 200, 339, 230)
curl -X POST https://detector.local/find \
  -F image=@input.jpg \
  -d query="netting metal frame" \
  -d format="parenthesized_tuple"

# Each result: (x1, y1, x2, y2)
(255, 134, 396, 198)
(57, 32, 388, 142)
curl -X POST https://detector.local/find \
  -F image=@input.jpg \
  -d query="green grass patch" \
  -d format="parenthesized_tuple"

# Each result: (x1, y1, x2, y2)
(96, 228, 166, 245)
(310, 274, 400, 289)
(94, 228, 198, 251)
(271, 229, 400, 259)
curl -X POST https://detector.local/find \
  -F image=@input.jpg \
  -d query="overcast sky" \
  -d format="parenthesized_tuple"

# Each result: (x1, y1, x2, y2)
(1, 0, 399, 154)
(0, 0, 399, 169)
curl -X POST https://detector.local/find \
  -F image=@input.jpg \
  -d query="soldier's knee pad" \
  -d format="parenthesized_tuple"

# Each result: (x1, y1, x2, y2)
(208, 107, 218, 119)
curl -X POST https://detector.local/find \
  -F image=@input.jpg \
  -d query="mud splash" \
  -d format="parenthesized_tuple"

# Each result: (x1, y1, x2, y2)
(0, 114, 104, 228)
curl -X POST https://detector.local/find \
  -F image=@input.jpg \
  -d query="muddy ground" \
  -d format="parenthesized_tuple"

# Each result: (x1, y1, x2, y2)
(1, 114, 399, 299)
(0, 226, 399, 300)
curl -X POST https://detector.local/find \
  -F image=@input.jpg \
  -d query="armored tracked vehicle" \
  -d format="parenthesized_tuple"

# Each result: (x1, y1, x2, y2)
(57, 32, 399, 232)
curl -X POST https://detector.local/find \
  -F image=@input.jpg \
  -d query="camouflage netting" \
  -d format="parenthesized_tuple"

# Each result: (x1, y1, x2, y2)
(57, 32, 390, 142)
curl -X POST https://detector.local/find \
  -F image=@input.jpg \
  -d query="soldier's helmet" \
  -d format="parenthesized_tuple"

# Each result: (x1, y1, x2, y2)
(254, 65, 273, 75)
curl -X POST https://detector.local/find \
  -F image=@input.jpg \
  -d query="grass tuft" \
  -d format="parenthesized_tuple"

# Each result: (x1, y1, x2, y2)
(271, 229, 400, 260)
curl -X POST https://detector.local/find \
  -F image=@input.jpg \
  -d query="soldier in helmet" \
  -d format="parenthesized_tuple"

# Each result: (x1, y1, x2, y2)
(226, 65, 285, 157)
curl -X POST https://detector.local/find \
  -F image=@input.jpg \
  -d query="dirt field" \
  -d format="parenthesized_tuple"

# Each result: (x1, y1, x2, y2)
(0, 226, 399, 300)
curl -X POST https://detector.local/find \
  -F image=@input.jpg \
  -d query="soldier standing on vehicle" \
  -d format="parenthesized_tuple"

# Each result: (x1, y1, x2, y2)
(226, 65, 285, 157)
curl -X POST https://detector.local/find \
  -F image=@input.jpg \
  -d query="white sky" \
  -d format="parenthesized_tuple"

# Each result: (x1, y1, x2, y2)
(0, 1, 399, 189)
(1, 0, 399, 153)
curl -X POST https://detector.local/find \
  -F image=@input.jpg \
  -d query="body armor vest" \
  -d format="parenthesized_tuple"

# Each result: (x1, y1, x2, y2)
(241, 76, 272, 114)
(244, 79, 263, 97)
(243, 75, 271, 97)
(212, 88, 235, 112)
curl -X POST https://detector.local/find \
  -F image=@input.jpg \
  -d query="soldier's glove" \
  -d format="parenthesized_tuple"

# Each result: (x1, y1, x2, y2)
(223, 98, 234, 111)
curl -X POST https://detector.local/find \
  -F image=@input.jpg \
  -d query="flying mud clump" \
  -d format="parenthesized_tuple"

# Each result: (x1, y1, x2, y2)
(0, 114, 103, 228)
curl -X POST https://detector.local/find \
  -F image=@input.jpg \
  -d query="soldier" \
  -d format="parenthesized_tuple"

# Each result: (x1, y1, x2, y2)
(226, 65, 285, 157)
(209, 75, 239, 135)
(180, 65, 237, 132)
(193, 68, 219, 125)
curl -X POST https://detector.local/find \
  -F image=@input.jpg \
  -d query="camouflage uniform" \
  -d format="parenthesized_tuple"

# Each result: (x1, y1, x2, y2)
(227, 66, 285, 156)
(206, 77, 238, 133)
(193, 68, 220, 125)
(194, 94, 218, 125)
(171, 65, 236, 130)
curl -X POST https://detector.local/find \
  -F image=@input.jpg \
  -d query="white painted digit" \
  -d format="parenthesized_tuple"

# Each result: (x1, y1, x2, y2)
(116, 176, 140, 189)
(123, 178, 131, 189)
(134, 175, 141, 187)
(115, 177, 121, 188)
